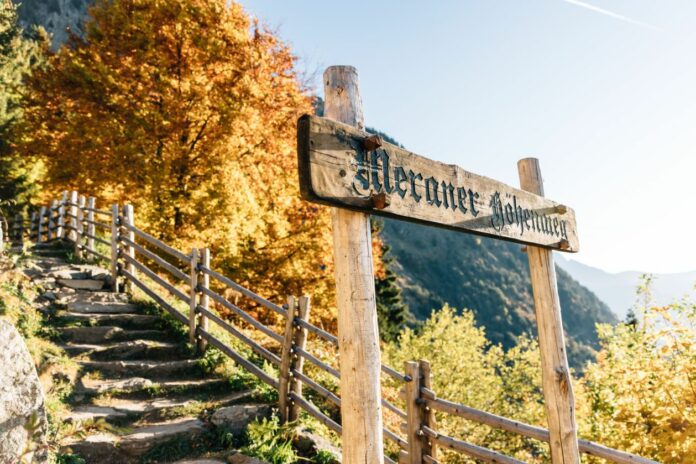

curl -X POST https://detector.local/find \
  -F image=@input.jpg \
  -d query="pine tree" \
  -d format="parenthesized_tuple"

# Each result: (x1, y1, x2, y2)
(372, 219, 410, 341)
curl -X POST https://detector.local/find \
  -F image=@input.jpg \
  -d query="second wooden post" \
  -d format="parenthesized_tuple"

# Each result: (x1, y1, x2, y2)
(518, 158, 580, 464)
(324, 65, 385, 464)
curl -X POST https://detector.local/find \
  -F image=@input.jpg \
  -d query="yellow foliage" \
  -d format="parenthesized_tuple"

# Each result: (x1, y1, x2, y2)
(19, 0, 338, 325)
(577, 278, 696, 463)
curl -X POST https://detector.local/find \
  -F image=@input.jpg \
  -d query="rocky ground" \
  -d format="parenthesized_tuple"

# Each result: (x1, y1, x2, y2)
(17, 241, 337, 464)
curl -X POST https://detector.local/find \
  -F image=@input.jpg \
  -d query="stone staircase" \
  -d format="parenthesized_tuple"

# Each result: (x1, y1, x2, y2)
(23, 242, 273, 464)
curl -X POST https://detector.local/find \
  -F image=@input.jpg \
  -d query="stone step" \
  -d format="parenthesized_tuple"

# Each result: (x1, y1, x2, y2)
(63, 417, 206, 464)
(60, 340, 187, 361)
(48, 264, 110, 281)
(78, 376, 230, 397)
(65, 291, 130, 304)
(56, 311, 159, 329)
(172, 460, 228, 464)
(32, 248, 70, 257)
(57, 326, 171, 344)
(57, 279, 105, 291)
(68, 390, 252, 423)
(78, 359, 202, 378)
(64, 301, 141, 314)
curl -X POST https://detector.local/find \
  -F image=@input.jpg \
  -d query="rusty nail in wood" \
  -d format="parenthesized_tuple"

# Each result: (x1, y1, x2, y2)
(520, 246, 527, 253)
(557, 239, 571, 251)
(370, 191, 390, 210)
(555, 204, 568, 214)
(362, 134, 383, 151)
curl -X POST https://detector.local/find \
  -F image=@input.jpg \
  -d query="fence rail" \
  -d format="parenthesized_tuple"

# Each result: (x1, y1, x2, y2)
(8, 190, 658, 464)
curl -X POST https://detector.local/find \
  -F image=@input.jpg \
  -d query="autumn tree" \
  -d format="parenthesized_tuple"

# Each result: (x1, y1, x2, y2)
(0, 0, 46, 215)
(577, 276, 696, 462)
(20, 0, 337, 321)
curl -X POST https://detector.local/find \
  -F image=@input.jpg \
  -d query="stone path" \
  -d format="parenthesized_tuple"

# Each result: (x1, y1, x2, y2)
(23, 242, 273, 464)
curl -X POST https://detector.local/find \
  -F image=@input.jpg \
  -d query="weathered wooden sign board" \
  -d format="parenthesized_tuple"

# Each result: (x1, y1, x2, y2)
(297, 114, 579, 252)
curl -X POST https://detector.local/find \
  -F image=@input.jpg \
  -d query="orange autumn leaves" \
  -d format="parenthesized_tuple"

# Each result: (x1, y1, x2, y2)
(19, 0, 341, 326)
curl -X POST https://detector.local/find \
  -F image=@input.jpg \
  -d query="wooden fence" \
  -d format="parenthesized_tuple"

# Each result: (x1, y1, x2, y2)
(8, 191, 657, 464)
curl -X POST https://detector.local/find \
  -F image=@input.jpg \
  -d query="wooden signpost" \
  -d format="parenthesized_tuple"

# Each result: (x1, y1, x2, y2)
(298, 115, 579, 252)
(301, 66, 580, 464)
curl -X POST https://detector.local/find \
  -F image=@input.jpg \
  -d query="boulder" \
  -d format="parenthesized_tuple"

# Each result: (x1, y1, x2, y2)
(57, 279, 105, 290)
(227, 452, 270, 464)
(210, 404, 272, 433)
(294, 429, 341, 463)
(48, 267, 90, 280)
(0, 319, 48, 463)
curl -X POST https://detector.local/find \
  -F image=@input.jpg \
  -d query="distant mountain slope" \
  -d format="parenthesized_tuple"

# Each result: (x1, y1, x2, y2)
(15, 0, 91, 48)
(381, 218, 617, 368)
(556, 257, 696, 319)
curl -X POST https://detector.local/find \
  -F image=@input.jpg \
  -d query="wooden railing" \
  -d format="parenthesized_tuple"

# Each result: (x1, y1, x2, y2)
(13, 190, 658, 464)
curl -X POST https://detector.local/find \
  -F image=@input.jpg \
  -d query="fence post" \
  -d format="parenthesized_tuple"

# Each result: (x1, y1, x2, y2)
(122, 204, 135, 293)
(75, 195, 85, 258)
(30, 212, 37, 242)
(404, 361, 424, 464)
(325, 66, 384, 464)
(518, 158, 580, 464)
(47, 201, 56, 241)
(86, 198, 95, 259)
(57, 191, 67, 239)
(288, 295, 311, 423)
(197, 248, 210, 353)
(189, 248, 199, 345)
(13, 213, 23, 248)
(279, 295, 297, 424)
(68, 190, 78, 242)
(110, 203, 119, 292)
(420, 360, 437, 461)
(38, 207, 46, 243)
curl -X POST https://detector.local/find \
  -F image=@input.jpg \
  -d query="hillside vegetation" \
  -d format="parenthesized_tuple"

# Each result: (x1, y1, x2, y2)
(381, 218, 616, 367)
(3, 1, 695, 462)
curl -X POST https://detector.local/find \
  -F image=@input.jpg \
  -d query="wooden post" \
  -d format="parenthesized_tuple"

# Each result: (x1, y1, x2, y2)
(57, 191, 67, 239)
(404, 361, 424, 464)
(37, 207, 45, 243)
(122, 204, 135, 292)
(75, 195, 85, 258)
(420, 360, 437, 461)
(30, 212, 37, 242)
(279, 296, 297, 424)
(86, 198, 95, 259)
(288, 295, 311, 422)
(68, 190, 78, 242)
(189, 248, 199, 345)
(13, 213, 23, 247)
(110, 203, 119, 292)
(518, 158, 580, 464)
(47, 201, 57, 241)
(325, 65, 384, 464)
(197, 248, 210, 353)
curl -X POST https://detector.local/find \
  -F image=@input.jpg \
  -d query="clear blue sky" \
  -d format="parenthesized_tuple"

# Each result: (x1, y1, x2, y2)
(243, 0, 696, 274)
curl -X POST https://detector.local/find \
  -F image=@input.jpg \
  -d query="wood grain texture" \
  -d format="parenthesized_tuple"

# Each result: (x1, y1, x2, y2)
(198, 248, 210, 353)
(38, 207, 46, 243)
(289, 295, 311, 422)
(86, 198, 95, 257)
(325, 65, 385, 464)
(68, 191, 78, 242)
(518, 158, 580, 464)
(188, 248, 199, 345)
(278, 295, 297, 423)
(110, 203, 119, 289)
(75, 195, 85, 258)
(404, 361, 424, 463)
(298, 115, 578, 252)
(121, 204, 135, 292)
